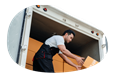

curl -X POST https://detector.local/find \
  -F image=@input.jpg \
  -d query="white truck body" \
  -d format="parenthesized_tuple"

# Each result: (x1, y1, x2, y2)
(7, 5, 108, 68)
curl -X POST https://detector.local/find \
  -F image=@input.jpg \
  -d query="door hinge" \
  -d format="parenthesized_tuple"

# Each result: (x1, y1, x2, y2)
(102, 44, 106, 48)
(26, 12, 31, 17)
(21, 45, 27, 50)
(26, 7, 33, 17)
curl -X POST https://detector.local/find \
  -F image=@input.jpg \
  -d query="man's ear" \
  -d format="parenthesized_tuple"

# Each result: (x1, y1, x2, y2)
(65, 33, 68, 36)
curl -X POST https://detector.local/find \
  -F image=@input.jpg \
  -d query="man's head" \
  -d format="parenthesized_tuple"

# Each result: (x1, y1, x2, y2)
(62, 30, 75, 43)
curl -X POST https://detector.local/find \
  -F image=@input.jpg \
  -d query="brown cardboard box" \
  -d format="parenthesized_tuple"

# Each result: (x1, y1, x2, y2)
(53, 60, 64, 73)
(26, 38, 99, 72)
(53, 54, 64, 73)
(28, 37, 43, 52)
(83, 56, 99, 68)
(53, 53, 63, 62)
(26, 37, 43, 70)
(26, 37, 43, 64)
(26, 50, 35, 65)
(64, 54, 80, 72)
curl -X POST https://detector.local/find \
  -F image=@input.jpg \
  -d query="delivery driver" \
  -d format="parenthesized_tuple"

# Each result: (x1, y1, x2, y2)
(33, 30, 85, 72)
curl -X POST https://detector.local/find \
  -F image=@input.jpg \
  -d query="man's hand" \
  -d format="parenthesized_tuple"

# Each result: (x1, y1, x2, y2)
(75, 65, 82, 70)
(75, 57, 85, 65)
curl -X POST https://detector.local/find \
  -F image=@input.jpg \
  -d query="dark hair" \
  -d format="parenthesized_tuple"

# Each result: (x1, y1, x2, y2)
(62, 30, 75, 37)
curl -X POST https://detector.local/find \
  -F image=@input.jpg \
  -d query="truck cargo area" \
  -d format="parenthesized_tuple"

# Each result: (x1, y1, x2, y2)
(29, 11, 100, 62)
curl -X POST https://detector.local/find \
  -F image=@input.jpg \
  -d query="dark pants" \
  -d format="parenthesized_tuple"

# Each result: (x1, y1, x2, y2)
(33, 44, 57, 72)
(33, 57, 54, 72)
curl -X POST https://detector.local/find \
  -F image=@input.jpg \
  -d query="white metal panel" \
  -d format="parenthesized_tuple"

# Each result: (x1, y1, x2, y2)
(7, 10, 25, 62)
(100, 35, 108, 60)
(101, 35, 108, 59)
(99, 35, 109, 72)
(46, 4, 101, 30)
(31, 5, 105, 60)
(18, 7, 33, 67)
(32, 5, 104, 40)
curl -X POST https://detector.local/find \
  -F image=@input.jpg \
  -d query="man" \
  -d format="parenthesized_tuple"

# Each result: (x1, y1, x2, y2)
(33, 30, 84, 72)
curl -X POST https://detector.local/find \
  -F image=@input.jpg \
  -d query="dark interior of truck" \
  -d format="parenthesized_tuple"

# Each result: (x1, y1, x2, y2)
(29, 11, 100, 62)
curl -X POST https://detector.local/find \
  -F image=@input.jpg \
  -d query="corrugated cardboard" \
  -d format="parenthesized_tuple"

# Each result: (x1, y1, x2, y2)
(28, 37, 43, 52)
(26, 37, 43, 70)
(26, 38, 43, 62)
(64, 54, 80, 72)
(53, 54, 63, 62)
(26, 38, 99, 72)
(53, 60, 63, 72)
(83, 56, 99, 68)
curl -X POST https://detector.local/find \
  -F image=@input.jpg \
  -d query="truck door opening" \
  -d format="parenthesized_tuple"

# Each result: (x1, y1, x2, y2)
(25, 11, 100, 71)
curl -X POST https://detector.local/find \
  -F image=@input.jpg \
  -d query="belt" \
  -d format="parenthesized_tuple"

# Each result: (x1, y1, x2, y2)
(33, 44, 59, 61)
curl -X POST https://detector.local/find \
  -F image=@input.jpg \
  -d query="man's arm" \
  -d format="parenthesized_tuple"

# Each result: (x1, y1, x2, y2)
(58, 45, 76, 59)
(59, 53, 81, 70)
(58, 45, 84, 65)
(58, 45, 77, 59)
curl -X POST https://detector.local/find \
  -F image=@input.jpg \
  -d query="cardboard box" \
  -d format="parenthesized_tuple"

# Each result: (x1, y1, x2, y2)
(53, 60, 63, 73)
(26, 38, 43, 70)
(83, 56, 99, 68)
(63, 54, 81, 72)
(28, 37, 43, 52)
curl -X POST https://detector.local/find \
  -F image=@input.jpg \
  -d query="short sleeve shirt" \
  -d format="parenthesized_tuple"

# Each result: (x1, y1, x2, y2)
(45, 35, 64, 54)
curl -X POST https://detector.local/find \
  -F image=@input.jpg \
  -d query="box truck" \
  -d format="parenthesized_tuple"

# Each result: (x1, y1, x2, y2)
(7, 5, 108, 72)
